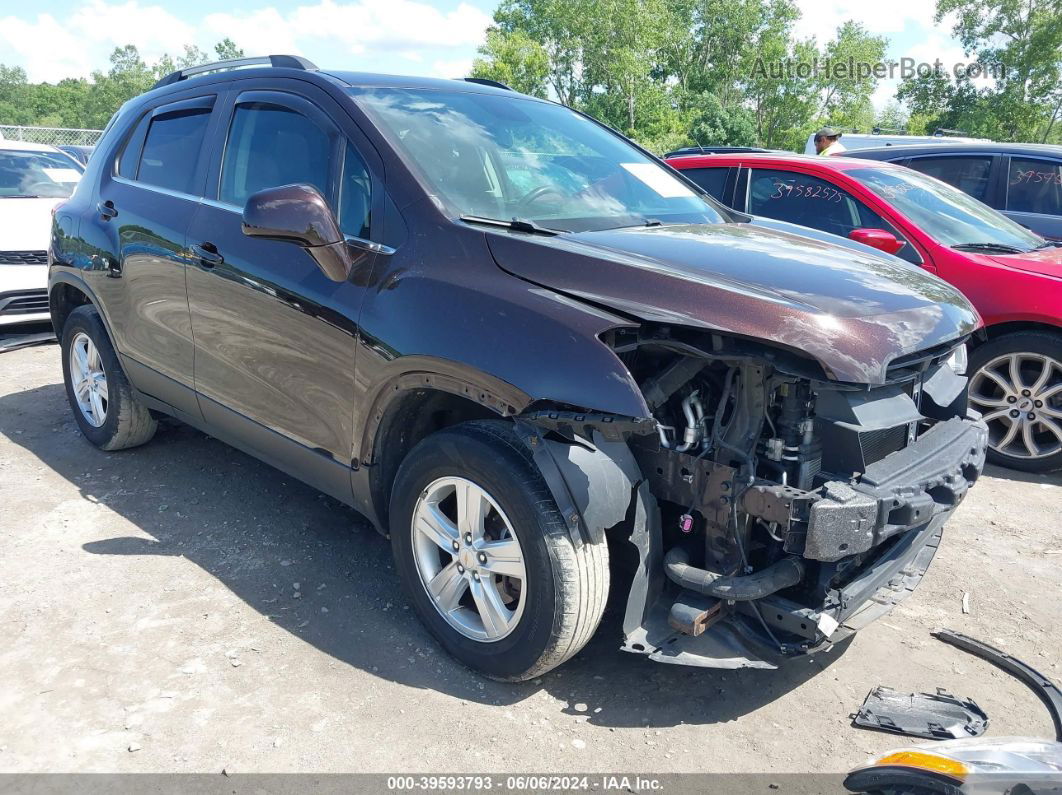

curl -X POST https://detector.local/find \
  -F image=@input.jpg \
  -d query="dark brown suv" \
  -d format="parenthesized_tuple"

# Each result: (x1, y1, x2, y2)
(49, 56, 987, 680)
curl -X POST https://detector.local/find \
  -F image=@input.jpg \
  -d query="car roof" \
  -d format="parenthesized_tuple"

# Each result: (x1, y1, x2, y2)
(843, 142, 1062, 158)
(323, 71, 526, 97)
(665, 151, 899, 171)
(0, 139, 65, 154)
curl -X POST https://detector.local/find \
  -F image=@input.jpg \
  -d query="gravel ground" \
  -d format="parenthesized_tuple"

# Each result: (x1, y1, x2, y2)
(0, 339, 1060, 774)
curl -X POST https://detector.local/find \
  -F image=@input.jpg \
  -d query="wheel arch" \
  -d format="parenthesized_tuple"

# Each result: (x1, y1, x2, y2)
(48, 273, 109, 341)
(978, 320, 1062, 344)
(362, 362, 532, 532)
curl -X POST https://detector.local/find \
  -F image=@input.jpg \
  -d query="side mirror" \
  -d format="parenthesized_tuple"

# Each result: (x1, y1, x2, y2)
(242, 183, 352, 282)
(849, 227, 905, 255)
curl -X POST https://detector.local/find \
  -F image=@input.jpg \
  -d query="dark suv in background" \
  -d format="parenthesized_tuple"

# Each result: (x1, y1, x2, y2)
(846, 143, 1062, 241)
(49, 55, 986, 681)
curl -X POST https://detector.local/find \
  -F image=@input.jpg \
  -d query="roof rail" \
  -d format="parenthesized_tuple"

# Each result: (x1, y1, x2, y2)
(462, 77, 513, 91)
(153, 55, 318, 89)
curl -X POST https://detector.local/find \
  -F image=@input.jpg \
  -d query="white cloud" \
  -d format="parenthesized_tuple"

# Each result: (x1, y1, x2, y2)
(3, 0, 490, 83)
(202, 8, 305, 57)
(792, 0, 937, 42)
(431, 56, 474, 78)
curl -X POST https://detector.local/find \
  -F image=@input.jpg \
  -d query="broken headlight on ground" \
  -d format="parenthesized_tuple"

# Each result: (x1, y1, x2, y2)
(609, 327, 988, 669)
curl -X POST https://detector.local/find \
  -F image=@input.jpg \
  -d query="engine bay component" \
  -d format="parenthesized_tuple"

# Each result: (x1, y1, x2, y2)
(853, 686, 989, 741)
(596, 326, 988, 670)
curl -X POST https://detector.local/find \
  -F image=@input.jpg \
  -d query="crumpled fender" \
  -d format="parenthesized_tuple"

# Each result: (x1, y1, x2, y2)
(512, 420, 663, 640)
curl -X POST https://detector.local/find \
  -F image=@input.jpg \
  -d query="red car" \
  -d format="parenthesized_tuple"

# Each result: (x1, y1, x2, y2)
(667, 152, 1062, 472)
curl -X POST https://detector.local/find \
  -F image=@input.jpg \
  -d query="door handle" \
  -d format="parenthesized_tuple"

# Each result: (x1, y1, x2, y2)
(97, 200, 117, 220)
(191, 242, 223, 268)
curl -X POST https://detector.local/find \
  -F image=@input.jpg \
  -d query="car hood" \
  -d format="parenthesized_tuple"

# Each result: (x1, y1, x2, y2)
(486, 222, 980, 384)
(980, 245, 1062, 279)
(0, 197, 64, 251)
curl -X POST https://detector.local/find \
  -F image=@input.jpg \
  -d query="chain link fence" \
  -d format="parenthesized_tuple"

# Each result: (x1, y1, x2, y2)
(0, 125, 103, 147)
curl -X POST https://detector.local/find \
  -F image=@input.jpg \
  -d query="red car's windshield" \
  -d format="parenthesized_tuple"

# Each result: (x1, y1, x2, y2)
(849, 166, 1045, 253)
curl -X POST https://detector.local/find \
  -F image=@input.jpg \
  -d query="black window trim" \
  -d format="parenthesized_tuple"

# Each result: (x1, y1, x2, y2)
(215, 89, 344, 214)
(112, 93, 218, 199)
(1002, 153, 1062, 217)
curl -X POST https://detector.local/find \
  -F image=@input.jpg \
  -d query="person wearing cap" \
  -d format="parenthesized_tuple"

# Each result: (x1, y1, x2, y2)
(814, 127, 846, 155)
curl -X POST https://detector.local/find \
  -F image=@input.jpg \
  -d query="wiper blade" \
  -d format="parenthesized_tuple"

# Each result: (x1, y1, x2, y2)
(460, 215, 568, 236)
(0, 195, 42, 199)
(952, 242, 1028, 254)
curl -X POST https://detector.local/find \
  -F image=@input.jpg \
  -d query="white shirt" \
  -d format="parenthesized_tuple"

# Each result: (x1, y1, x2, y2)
(821, 141, 847, 156)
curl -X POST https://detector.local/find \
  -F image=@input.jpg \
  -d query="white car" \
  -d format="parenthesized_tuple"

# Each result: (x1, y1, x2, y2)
(802, 131, 989, 155)
(1, 140, 83, 328)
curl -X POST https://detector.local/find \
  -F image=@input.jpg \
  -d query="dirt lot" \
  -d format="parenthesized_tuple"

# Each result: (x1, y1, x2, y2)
(1, 339, 1060, 774)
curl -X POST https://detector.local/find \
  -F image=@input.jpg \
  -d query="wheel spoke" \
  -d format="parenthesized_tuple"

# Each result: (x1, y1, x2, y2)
(455, 480, 488, 540)
(1039, 382, 1062, 401)
(470, 577, 512, 638)
(1029, 357, 1054, 395)
(1042, 405, 1062, 420)
(479, 537, 525, 580)
(427, 561, 467, 613)
(94, 375, 108, 402)
(979, 407, 1009, 423)
(74, 378, 91, 402)
(996, 416, 1020, 451)
(968, 393, 1007, 409)
(89, 389, 106, 424)
(74, 343, 89, 377)
(1008, 354, 1026, 391)
(978, 367, 1013, 396)
(1022, 422, 1040, 458)
(87, 342, 102, 373)
(415, 502, 458, 552)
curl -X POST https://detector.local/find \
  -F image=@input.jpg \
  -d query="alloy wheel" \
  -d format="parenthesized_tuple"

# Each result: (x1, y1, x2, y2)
(69, 331, 109, 428)
(969, 352, 1062, 460)
(411, 476, 527, 642)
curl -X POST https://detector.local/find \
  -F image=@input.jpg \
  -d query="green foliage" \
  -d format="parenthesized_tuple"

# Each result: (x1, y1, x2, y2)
(474, 0, 899, 152)
(0, 41, 247, 130)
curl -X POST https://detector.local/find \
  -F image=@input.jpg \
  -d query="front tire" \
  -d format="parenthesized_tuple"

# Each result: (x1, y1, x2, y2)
(968, 331, 1062, 472)
(61, 305, 157, 451)
(389, 420, 609, 681)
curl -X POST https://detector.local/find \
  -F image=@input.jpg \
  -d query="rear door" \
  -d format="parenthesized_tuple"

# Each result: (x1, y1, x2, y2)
(1002, 155, 1062, 241)
(93, 93, 216, 416)
(185, 83, 383, 503)
(675, 165, 735, 205)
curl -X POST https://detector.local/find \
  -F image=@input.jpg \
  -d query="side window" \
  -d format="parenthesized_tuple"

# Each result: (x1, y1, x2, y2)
(339, 141, 371, 239)
(136, 108, 211, 194)
(682, 167, 730, 202)
(116, 113, 150, 179)
(905, 156, 992, 202)
(220, 102, 332, 208)
(749, 169, 871, 238)
(1007, 157, 1062, 216)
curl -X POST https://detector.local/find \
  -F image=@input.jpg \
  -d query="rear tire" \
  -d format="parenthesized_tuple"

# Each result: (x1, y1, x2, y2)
(61, 305, 157, 451)
(968, 331, 1062, 473)
(389, 420, 609, 681)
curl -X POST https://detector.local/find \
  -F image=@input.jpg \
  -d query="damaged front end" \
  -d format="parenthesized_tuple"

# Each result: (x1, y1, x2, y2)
(521, 326, 988, 670)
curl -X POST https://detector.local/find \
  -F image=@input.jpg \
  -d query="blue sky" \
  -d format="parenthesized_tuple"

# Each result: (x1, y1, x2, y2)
(2, 0, 972, 111)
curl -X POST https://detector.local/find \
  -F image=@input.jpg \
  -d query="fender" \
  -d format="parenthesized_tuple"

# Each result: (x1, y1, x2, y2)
(48, 269, 115, 343)
(513, 422, 664, 651)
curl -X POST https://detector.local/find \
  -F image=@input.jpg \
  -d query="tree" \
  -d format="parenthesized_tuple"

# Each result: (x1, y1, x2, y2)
(214, 38, 245, 61)
(472, 29, 550, 96)
(816, 21, 889, 132)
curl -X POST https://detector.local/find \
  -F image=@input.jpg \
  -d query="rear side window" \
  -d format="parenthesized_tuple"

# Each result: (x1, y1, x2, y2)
(682, 167, 730, 202)
(136, 109, 211, 194)
(117, 114, 150, 179)
(904, 156, 992, 202)
(220, 103, 332, 208)
(1007, 157, 1062, 216)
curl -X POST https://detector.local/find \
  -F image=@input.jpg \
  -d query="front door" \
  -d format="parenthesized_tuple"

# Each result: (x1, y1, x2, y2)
(185, 89, 377, 503)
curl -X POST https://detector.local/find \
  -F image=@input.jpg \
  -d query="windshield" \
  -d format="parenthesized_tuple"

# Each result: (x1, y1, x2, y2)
(352, 88, 727, 232)
(848, 166, 1043, 252)
(0, 149, 83, 198)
